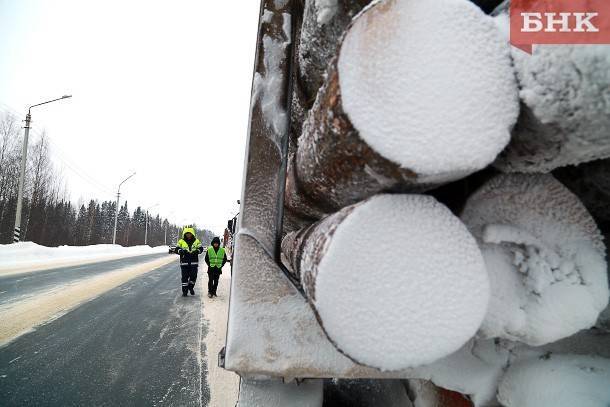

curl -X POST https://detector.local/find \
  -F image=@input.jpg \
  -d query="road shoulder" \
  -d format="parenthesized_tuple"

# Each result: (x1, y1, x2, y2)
(202, 273, 240, 406)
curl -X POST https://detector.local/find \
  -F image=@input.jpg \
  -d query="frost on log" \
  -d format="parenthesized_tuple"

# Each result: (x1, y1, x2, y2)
(282, 194, 490, 371)
(461, 174, 609, 346)
(493, 14, 610, 173)
(288, 0, 518, 216)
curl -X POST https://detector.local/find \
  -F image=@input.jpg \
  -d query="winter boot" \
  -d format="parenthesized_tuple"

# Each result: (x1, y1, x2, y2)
(189, 285, 195, 295)
(208, 293, 213, 298)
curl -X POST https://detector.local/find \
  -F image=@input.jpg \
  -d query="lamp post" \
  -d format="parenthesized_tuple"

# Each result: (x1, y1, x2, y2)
(112, 172, 136, 245)
(144, 203, 158, 246)
(13, 95, 72, 243)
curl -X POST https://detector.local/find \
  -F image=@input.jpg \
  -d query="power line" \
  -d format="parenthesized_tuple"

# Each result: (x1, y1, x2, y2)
(0, 103, 114, 197)
(43, 135, 114, 195)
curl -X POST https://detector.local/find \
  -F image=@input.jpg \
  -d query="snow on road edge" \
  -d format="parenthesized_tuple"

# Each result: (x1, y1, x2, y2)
(201, 273, 240, 407)
(0, 242, 169, 276)
(0, 255, 175, 347)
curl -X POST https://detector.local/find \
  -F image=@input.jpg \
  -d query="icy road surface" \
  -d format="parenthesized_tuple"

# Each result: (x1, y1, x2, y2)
(0, 260, 237, 406)
(0, 253, 169, 306)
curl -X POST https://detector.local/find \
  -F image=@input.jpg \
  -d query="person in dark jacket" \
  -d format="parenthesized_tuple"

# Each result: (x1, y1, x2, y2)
(204, 236, 227, 298)
(176, 226, 203, 296)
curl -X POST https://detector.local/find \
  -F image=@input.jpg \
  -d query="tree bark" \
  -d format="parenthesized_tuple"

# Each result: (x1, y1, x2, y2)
(297, 0, 372, 101)
(291, 0, 518, 215)
(491, 16, 610, 173)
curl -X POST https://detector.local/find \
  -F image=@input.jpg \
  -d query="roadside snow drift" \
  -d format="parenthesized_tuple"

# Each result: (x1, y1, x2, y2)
(0, 242, 169, 273)
(283, 194, 489, 371)
(461, 174, 608, 346)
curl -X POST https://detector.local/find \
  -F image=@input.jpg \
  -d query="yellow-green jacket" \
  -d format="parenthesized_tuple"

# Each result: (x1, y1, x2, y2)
(176, 227, 203, 266)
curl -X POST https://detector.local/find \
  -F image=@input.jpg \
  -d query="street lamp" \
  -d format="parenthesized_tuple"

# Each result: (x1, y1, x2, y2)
(112, 172, 136, 245)
(144, 203, 159, 246)
(13, 95, 72, 243)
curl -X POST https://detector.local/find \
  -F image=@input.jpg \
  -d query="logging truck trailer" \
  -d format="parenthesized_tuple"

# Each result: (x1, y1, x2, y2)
(222, 1, 432, 405)
(220, 0, 610, 404)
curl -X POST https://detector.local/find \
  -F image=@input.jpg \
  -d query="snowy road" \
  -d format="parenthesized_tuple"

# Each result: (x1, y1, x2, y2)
(0, 253, 169, 306)
(0, 261, 213, 406)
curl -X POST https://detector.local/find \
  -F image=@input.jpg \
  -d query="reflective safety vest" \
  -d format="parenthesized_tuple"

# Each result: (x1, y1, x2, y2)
(177, 238, 202, 252)
(207, 246, 225, 268)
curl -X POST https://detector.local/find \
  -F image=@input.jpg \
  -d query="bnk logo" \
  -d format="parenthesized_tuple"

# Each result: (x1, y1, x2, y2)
(510, 0, 610, 54)
(521, 12, 599, 32)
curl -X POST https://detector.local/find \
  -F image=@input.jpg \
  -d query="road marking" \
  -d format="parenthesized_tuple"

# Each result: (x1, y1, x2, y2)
(0, 255, 176, 347)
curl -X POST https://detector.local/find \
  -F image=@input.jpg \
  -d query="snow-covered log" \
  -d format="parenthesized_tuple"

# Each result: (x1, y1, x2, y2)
(284, 152, 329, 221)
(282, 154, 323, 236)
(461, 174, 609, 346)
(553, 160, 610, 331)
(282, 208, 314, 237)
(407, 339, 512, 406)
(281, 194, 489, 371)
(497, 354, 610, 407)
(493, 14, 610, 172)
(294, 0, 518, 213)
(553, 158, 610, 231)
(297, 0, 371, 100)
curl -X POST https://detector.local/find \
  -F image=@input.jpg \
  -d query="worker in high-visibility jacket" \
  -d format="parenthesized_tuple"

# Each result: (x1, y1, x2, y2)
(204, 236, 227, 298)
(176, 226, 203, 297)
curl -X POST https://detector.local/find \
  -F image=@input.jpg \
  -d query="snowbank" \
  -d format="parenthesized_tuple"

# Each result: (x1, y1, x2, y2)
(0, 242, 169, 274)
(497, 354, 610, 407)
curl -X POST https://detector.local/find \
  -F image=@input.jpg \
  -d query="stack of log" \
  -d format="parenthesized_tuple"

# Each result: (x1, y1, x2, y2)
(278, 0, 610, 405)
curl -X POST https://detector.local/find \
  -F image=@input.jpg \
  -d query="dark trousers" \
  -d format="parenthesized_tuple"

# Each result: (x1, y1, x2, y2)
(181, 265, 198, 294)
(207, 268, 221, 295)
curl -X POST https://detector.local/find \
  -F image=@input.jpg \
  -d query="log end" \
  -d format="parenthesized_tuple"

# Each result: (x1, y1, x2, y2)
(310, 194, 489, 371)
(337, 0, 519, 182)
(497, 354, 610, 407)
(462, 174, 609, 345)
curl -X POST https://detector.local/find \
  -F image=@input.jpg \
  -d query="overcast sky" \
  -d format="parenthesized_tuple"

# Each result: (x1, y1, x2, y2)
(0, 0, 260, 236)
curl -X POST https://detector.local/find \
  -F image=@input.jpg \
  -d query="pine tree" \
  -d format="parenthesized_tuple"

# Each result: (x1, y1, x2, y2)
(74, 205, 88, 245)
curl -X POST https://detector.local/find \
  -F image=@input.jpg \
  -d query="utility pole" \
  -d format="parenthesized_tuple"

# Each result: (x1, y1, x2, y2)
(13, 95, 72, 243)
(112, 172, 136, 245)
(164, 210, 175, 246)
(144, 203, 158, 246)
